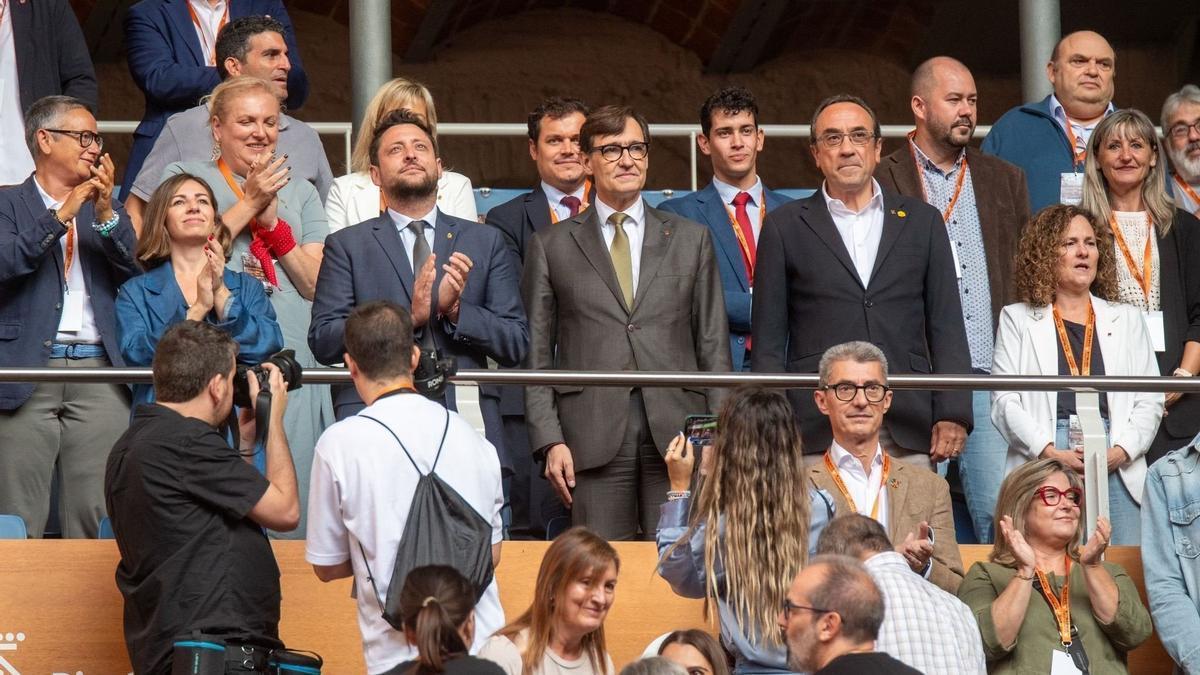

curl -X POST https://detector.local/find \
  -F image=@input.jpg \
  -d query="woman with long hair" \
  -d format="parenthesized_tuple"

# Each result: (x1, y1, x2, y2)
(383, 565, 505, 675)
(657, 630, 730, 675)
(326, 77, 477, 231)
(957, 459, 1151, 673)
(656, 386, 833, 673)
(479, 528, 619, 675)
(991, 204, 1163, 544)
(1079, 108, 1200, 464)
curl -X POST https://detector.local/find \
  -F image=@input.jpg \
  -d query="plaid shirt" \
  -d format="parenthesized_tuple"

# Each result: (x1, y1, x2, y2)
(866, 551, 986, 674)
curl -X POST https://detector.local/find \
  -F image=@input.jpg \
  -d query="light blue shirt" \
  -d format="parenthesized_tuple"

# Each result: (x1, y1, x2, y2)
(1049, 95, 1114, 161)
(712, 175, 765, 243)
(387, 205, 440, 272)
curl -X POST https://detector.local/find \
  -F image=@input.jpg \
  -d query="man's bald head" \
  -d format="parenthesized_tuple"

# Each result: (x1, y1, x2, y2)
(1051, 30, 1113, 65)
(910, 56, 977, 153)
(1046, 31, 1115, 119)
(911, 56, 971, 99)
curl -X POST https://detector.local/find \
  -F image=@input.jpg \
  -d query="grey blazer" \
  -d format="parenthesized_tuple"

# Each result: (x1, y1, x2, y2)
(522, 203, 732, 471)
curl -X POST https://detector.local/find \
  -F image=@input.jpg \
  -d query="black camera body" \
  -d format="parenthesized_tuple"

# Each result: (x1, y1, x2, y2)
(233, 349, 304, 409)
(413, 348, 457, 400)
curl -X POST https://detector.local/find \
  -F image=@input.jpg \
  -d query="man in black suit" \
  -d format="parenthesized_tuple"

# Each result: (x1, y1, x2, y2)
(752, 94, 972, 469)
(308, 109, 527, 462)
(485, 96, 589, 537)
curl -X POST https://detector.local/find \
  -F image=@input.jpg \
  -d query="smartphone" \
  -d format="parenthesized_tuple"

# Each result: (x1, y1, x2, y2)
(684, 414, 718, 447)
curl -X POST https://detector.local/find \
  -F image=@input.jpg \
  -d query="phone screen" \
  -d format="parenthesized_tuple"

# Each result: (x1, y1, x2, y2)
(684, 414, 718, 446)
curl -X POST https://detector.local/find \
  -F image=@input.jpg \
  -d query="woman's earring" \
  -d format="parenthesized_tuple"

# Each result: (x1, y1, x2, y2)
(210, 142, 221, 161)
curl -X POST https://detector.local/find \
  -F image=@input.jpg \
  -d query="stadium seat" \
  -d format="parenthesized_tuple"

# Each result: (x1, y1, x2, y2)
(98, 517, 115, 539)
(0, 514, 28, 539)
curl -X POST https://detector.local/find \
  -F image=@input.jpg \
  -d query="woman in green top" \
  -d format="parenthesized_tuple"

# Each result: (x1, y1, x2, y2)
(957, 458, 1151, 673)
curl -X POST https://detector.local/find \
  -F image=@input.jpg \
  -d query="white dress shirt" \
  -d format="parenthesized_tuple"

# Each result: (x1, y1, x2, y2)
(594, 196, 646, 294)
(712, 175, 765, 242)
(828, 439, 888, 527)
(541, 180, 589, 223)
(188, 0, 228, 66)
(387, 205, 439, 273)
(35, 178, 100, 344)
(0, 0, 34, 185)
(822, 179, 885, 286)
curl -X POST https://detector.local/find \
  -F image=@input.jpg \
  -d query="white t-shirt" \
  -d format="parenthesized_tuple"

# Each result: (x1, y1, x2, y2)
(305, 392, 505, 675)
(478, 631, 614, 675)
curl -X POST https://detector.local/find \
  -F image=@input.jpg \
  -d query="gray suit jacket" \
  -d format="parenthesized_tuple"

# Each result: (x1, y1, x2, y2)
(522, 203, 732, 471)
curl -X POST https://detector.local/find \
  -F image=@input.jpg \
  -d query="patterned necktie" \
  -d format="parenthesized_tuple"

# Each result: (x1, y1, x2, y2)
(732, 191, 757, 283)
(560, 195, 582, 218)
(608, 212, 634, 309)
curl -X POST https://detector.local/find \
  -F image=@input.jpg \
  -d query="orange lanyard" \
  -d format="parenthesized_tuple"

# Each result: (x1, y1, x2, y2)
(1035, 557, 1074, 645)
(187, 1, 230, 66)
(1063, 118, 1087, 168)
(721, 189, 766, 275)
(217, 158, 246, 200)
(548, 179, 593, 224)
(1109, 213, 1154, 303)
(908, 132, 969, 223)
(63, 224, 75, 283)
(1052, 303, 1095, 376)
(1174, 174, 1200, 217)
(823, 451, 891, 521)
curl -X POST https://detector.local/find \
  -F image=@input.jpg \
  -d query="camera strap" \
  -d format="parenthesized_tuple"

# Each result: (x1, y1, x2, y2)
(253, 389, 271, 449)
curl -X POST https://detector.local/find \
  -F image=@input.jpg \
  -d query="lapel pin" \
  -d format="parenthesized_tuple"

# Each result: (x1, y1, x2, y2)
(896, 210, 906, 218)
(446, 232, 453, 239)
(889, 478, 900, 489)
(664, 229, 671, 237)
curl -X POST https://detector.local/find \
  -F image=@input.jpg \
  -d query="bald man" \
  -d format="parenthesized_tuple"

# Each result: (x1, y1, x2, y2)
(983, 30, 1116, 211)
(874, 56, 1029, 544)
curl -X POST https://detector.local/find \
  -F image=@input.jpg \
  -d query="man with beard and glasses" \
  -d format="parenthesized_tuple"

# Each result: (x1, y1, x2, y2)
(875, 56, 1030, 545)
(983, 31, 1116, 211)
(1162, 85, 1200, 217)
(309, 110, 527, 454)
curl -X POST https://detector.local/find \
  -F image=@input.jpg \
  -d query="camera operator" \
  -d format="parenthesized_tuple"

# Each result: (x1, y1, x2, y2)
(105, 320, 299, 674)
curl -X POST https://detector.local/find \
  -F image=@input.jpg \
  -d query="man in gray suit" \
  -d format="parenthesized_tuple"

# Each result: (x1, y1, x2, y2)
(522, 105, 731, 540)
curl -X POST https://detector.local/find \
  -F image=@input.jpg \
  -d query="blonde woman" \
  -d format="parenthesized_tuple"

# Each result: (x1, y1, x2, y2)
(656, 386, 832, 673)
(326, 77, 476, 230)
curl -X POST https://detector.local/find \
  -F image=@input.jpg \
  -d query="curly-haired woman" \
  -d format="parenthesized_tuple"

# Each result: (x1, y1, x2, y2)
(990, 204, 1163, 545)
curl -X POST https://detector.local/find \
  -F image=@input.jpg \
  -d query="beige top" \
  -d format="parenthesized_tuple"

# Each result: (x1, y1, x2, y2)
(477, 630, 613, 675)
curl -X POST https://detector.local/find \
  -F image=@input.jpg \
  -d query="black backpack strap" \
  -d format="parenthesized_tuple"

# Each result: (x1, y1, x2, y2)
(427, 408, 452, 474)
(360, 414, 422, 474)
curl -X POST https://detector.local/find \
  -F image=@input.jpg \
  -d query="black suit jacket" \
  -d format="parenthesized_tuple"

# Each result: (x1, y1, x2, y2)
(875, 146, 1030, 329)
(12, 0, 97, 112)
(751, 189, 973, 453)
(1150, 209, 1200, 456)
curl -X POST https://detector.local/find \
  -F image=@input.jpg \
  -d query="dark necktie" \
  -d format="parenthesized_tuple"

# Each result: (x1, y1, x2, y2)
(407, 219, 436, 348)
(560, 195, 582, 218)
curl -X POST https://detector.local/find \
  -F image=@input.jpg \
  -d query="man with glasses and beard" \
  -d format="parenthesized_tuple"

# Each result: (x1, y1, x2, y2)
(875, 57, 1030, 545)
(309, 108, 527, 446)
(1162, 85, 1200, 216)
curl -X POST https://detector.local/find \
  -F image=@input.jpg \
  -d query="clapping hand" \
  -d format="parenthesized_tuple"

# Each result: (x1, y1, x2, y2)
(999, 515, 1038, 577)
(1079, 517, 1111, 566)
(896, 521, 935, 573)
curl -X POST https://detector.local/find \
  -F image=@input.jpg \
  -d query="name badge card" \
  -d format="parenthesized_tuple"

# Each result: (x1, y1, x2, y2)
(1050, 649, 1083, 675)
(1144, 310, 1166, 352)
(59, 287, 85, 332)
(1060, 173, 1084, 205)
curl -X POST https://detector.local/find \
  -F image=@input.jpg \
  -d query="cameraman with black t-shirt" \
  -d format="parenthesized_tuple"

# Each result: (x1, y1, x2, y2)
(105, 320, 300, 674)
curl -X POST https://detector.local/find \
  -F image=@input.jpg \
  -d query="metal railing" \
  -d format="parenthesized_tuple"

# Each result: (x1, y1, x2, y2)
(0, 367, 1196, 393)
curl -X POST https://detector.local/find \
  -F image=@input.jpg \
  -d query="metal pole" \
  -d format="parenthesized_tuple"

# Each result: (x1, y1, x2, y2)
(1019, 0, 1060, 103)
(350, 0, 392, 144)
(689, 132, 698, 191)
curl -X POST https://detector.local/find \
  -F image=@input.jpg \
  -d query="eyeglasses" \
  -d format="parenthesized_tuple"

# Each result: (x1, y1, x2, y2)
(814, 130, 875, 149)
(822, 382, 890, 403)
(44, 129, 104, 149)
(1168, 121, 1200, 139)
(594, 142, 650, 162)
(1035, 485, 1082, 507)
(782, 598, 829, 621)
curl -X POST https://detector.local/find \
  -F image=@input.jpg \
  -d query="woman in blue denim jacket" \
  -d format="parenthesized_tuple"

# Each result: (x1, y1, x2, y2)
(1142, 440, 1200, 673)
(656, 387, 834, 675)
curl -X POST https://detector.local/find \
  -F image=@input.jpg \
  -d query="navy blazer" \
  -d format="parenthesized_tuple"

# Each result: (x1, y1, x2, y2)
(122, 0, 309, 197)
(116, 261, 284, 406)
(11, 0, 97, 112)
(658, 182, 791, 369)
(309, 209, 528, 418)
(0, 177, 138, 410)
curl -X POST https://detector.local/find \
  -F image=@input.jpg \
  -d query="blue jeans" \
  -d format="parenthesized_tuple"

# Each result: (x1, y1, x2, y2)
(958, 390, 1008, 543)
(1054, 419, 1141, 546)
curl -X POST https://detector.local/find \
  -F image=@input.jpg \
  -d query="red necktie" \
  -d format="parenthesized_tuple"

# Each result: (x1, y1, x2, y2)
(732, 191, 756, 283)
(560, 195, 581, 218)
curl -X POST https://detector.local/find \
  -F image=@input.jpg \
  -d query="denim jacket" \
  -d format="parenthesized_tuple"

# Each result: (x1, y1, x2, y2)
(655, 490, 834, 674)
(1142, 441, 1200, 674)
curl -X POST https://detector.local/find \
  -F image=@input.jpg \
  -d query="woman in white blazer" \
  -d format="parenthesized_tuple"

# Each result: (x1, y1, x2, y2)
(326, 78, 477, 231)
(992, 204, 1163, 545)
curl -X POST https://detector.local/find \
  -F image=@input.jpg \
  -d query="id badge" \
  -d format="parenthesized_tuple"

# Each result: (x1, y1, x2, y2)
(241, 252, 273, 293)
(59, 287, 84, 332)
(1144, 310, 1166, 352)
(1050, 649, 1083, 675)
(948, 239, 963, 280)
(1060, 173, 1084, 205)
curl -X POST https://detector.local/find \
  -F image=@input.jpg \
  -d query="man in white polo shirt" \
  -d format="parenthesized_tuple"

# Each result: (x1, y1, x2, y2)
(306, 300, 504, 674)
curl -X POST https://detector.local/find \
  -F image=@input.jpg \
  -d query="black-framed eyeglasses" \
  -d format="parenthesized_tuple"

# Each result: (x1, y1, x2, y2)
(814, 130, 875, 149)
(782, 598, 830, 621)
(44, 129, 104, 149)
(1035, 485, 1082, 508)
(823, 382, 890, 403)
(594, 142, 649, 162)
(1168, 121, 1200, 139)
